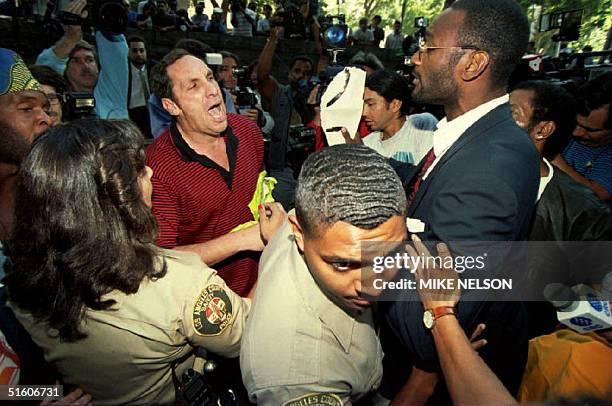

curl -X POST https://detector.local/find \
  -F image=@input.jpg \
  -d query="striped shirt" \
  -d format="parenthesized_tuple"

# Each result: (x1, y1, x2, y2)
(563, 139, 612, 195)
(231, 12, 254, 37)
(146, 114, 264, 296)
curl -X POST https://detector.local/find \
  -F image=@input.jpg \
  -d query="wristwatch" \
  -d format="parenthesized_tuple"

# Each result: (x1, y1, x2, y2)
(423, 306, 457, 330)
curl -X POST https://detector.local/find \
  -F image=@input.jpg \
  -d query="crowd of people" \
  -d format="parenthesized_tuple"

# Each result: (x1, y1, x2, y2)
(0, 0, 611, 404)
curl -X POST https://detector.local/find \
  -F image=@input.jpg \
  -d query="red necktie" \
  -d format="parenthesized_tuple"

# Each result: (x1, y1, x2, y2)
(407, 148, 436, 208)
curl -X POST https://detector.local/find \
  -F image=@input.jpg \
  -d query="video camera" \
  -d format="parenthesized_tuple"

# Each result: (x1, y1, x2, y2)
(321, 14, 348, 48)
(57, 0, 129, 35)
(395, 17, 426, 80)
(231, 65, 258, 110)
(302, 64, 344, 106)
(272, 0, 309, 39)
(287, 124, 316, 175)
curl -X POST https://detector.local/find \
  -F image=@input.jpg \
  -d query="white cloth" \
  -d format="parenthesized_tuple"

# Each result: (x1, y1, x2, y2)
(363, 113, 437, 164)
(321, 67, 367, 146)
(536, 158, 554, 201)
(424, 94, 509, 180)
(129, 63, 149, 109)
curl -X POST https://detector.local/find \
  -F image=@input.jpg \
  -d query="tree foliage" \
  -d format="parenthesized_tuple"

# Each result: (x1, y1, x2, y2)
(322, 0, 611, 53)
(516, 0, 611, 52)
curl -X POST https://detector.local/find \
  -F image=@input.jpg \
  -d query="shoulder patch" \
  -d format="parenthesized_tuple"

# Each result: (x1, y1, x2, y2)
(192, 284, 234, 336)
(282, 393, 343, 406)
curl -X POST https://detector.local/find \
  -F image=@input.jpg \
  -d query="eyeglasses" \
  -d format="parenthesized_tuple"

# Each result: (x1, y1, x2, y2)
(415, 44, 481, 59)
(413, 39, 481, 60)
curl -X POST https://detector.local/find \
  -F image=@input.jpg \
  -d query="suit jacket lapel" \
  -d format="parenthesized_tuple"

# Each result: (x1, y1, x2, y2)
(408, 104, 512, 217)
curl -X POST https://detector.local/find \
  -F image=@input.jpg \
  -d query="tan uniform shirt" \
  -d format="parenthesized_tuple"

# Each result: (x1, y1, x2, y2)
(240, 219, 383, 406)
(11, 248, 250, 405)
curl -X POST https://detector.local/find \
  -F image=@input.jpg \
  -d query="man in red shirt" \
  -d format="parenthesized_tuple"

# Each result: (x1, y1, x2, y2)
(147, 48, 285, 296)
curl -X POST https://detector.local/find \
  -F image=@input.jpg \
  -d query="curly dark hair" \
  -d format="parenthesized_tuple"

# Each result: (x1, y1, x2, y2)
(295, 144, 406, 238)
(4, 119, 166, 342)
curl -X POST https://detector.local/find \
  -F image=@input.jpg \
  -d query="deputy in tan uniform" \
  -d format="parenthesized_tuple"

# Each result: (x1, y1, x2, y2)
(240, 145, 408, 405)
(13, 248, 249, 404)
(5, 119, 285, 404)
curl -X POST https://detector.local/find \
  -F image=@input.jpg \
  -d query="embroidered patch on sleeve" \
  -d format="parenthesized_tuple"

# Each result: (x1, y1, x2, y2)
(192, 284, 234, 336)
(282, 393, 343, 406)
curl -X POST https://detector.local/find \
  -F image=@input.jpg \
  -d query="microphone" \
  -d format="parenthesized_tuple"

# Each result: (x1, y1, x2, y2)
(543, 282, 612, 334)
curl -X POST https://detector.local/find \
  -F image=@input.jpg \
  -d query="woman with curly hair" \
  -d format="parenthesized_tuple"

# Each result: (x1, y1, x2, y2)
(3, 119, 254, 403)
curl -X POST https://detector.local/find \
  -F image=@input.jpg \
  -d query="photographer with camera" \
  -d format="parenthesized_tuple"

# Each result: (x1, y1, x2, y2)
(257, 25, 321, 207)
(217, 53, 274, 136)
(34, 0, 130, 119)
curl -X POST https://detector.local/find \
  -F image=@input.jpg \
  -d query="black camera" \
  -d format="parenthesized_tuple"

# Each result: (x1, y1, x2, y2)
(287, 124, 315, 175)
(57, 0, 128, 35)
(273, 0, 308, 39)
(232, 66, 258, 110)
(62, 92, 96, 121)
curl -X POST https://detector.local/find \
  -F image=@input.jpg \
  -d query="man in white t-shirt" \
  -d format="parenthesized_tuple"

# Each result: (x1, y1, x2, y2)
(362, 69, 437, 164)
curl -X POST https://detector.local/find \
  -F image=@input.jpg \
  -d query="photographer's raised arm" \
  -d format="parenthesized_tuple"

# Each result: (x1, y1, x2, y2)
(36, 0, 87, 69)
(211, 0, 230, 26)
(257, 27, 282, 104)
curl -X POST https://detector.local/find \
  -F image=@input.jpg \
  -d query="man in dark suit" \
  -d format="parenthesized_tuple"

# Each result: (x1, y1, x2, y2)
(382, 0, 540, 403)
(127, 36, 154, 138)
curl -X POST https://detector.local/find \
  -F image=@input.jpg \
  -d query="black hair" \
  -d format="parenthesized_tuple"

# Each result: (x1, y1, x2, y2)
(450, 0, 529, 88)
(150, 48, 191, 100)
(348, 51, 384, 73)
(576, 71, 612, 130)
(295, 144, 406, 237)
(127, 35, 146, 46)
(365, 69, 412, 116)
(289, 55, 314, 71)
(4, 119, 166, 341)
(29, 65, 67, 95)
(221, 51, 240, 65)
(513, 80, 577, 160)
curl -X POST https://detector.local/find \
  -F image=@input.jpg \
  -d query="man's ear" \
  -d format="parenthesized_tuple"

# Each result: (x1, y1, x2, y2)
(161, 97, 181, 117)
(534, 120, 556, 141)
(288, 214, 305, 252)
(390, 99, 402, 115)
(461, 50, 490, 82)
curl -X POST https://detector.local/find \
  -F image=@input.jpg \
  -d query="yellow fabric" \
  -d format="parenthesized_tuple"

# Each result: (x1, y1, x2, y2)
(230, 171, 277, 233)
(518, 328, 612, 403)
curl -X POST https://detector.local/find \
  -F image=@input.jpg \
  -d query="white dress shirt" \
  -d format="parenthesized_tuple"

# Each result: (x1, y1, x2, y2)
(424, 94, 509, 180)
